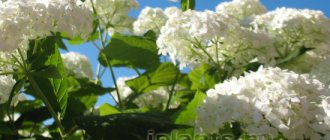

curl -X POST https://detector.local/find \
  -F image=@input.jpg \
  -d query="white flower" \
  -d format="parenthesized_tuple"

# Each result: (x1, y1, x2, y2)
(0, 75, 16, 104)
(164, 7, 181, 18)
(86, 0, 138, 35)
(133, 7, 168, 36)
(61, 52, 93, 79)
(216, 0, 267, 26)
(157, 9, 274, 69)
(0, 45, 28, 72)
(111, 76, 137, 102)
(252, 8, 330, 72)
(133, 6, 181, 36)
(196, 67, 330, 139)
(133, 87, 169, 108)
(0, 0, 93, 51)
(10, 93, 26, 107)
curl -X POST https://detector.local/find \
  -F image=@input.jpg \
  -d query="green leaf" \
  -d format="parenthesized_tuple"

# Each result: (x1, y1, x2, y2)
(143, 30, 157, 42)
(181, 0, 195, 11)
(64, 36, 85, 45)
(188, 63, 222, 91)
(126, 63, 179, 93)
(20, 135, 53, 140)
(62, 95, 98, 130)
(14, 107, 51, 128)
(67, 95, 97, 116)
(277, 46, 314, 65)
(75, 113, 188, 140)
(26, 76, 62, 115)
(173, 91, 205, 125)
(0, 122, 16, 135)
(68, 78, 113, 97)
(168, 91, 206, 140)
(99, 104, 120, 116)
(62, 95, 98, 129)
(26, 34, 69, 117)
(31, 65, 62, 79)
(100, 33, 160, 70)
(15, 100, 43, 113)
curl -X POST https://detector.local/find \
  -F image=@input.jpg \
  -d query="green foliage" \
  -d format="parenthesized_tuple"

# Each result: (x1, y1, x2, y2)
(277, 46, 314, 65)
(99, 103, 120, 116)
(188, 63, 223, 91)
(100, 33, 160, 70)
(75, 113, 189, 140)
(15, 107, 51, 127)
(0, 122, 16, 135)
(26, 34, 69, 117)
(181, 0, 196, 11)
(126, 63, 179, 93)
(174, 91, 205, 126)
(169, 91, 206, 139)
(67, 77, 113, 97)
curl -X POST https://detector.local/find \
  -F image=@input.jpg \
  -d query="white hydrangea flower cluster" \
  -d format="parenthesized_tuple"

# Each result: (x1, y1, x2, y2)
(157, 9, 274, 69)
(252, 8, 330, 72)
(216, 0, 267, 26)
(133, 7, 168, 36)
(86, 0, 139, 35)
(0, 45, 27, 104)
(111, 76, 137, 102)
(0, 75, 16, 104)
(133, 87, 173, 109)
(111, 76, 178, 109)
(0, 0, 93, 51)
(133, 7, 181, 36)
(196, 67, 330, 139)
(61, 52, 94, 79)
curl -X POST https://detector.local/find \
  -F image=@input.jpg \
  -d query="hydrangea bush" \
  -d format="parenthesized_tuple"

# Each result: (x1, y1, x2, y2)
(0, 0, 329, 139)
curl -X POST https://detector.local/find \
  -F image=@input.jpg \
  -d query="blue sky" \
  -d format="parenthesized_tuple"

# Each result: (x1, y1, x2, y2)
(65, 0, 330, 106)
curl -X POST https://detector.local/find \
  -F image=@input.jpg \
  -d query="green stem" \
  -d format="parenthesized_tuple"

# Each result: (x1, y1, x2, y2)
(95, 63, 101, 83)
(165, 68, 179, 111)
(187, 0, 190, 9)
(105, 55, 122, 108)
(0, 72, 22, 76)
(133, 68, 141, 76)
(97, 27, 122, 108)
(91, 0, 122, 108)
(12, 45, 65, 138)
(28, 75, 66, 139)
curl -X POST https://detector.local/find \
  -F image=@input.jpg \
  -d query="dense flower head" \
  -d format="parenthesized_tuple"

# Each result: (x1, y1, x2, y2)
(157, 9, 275, 69)
(216, 0, 267, 26)
(196, 67, 330, 139)
(0, 75, 16, 104)
(86, 0, 138, 35)
(61, 52, 94, 79)
(157, 9, 234, 68)
(252, 8, 330, 65)
(164, 6, 181, 17)
(133, 7, 168, 36)
(0, 0, 93, 51)
(0, 44, 27, 105)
